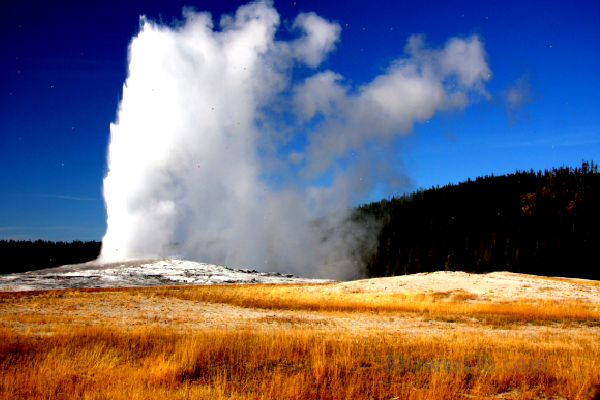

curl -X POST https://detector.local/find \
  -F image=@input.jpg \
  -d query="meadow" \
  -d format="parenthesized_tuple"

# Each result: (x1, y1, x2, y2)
(0, 277, 599, 400)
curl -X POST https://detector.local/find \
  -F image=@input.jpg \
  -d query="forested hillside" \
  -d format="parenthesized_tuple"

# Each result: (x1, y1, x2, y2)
(349, 159, 599, 280)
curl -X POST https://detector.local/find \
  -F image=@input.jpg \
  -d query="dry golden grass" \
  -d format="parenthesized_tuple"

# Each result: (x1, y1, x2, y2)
(0, 281, 599, 400)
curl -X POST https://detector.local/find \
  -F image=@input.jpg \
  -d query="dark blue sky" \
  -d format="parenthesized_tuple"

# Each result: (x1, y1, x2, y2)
(2, 0, 599, 243)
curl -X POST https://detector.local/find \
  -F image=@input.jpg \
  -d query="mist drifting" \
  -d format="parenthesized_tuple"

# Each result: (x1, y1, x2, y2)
(96, 0, 491, 279)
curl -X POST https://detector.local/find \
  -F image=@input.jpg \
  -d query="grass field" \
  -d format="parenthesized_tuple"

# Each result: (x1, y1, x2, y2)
(0, 279, 599, 399)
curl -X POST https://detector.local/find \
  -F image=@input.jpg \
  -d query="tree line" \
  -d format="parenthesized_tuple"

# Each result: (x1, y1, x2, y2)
(346, 159, 599, 280)
(0, 240, 101, 275)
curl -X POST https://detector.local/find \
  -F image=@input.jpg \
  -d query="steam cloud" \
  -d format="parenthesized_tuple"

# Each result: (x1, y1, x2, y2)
(96, 0, 491, 280)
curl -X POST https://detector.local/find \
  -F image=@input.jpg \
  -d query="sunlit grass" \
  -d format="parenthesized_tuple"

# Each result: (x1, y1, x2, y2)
(0, 280, 598, 399)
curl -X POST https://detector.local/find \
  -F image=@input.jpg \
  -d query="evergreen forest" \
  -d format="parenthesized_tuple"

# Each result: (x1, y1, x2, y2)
(348, 159, 599, 280)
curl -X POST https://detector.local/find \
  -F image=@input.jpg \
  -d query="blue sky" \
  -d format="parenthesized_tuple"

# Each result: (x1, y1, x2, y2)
(1, 0, 599, 246)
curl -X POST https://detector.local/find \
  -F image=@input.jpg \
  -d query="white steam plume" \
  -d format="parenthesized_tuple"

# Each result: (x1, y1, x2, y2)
(96, 0, 491, 280)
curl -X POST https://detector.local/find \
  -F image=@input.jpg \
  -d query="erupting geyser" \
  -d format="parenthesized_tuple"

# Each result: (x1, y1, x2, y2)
(96, 0, 491, 279)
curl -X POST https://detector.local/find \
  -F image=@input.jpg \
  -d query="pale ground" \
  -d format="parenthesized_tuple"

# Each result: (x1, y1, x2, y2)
(2, 270, 599, 400)
(3, 270, 599, 339)
(321, 270, 600, 305)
